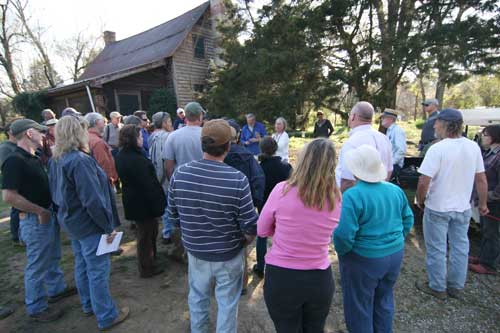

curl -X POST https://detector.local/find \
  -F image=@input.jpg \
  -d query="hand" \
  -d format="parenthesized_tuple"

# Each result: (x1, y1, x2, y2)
(38, 209, 51, 225)
(255, 132, 261, 139)
(250, 137, 259, 143)
(106, 230, 117, 244)
(416, 201, 424, 211)
(479, 205, 489, 216)
(244, 141, 250, 146)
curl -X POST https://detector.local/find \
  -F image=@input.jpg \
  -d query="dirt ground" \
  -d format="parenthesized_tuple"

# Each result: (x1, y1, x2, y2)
(0, 199, 499, 333)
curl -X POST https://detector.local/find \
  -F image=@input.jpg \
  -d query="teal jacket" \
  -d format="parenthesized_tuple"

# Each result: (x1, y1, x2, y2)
(333, 181, 414, 258)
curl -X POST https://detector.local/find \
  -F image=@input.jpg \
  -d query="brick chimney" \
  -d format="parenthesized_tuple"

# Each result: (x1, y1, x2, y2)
(103, 31, 116, 46)
(210, 0, 225, 66)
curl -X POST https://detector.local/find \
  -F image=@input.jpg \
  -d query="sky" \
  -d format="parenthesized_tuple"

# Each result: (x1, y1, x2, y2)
(5, 0, 265, 86)
(31, 0, 209, 41)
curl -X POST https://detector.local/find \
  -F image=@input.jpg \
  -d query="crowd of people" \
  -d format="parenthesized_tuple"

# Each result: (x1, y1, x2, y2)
(0, 98, 497, 333)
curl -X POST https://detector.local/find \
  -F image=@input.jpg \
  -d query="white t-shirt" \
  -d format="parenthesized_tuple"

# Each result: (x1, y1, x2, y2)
(336, 125, 393, 186)
(272, 131, 289, 162)
(418, 137, 484, 213)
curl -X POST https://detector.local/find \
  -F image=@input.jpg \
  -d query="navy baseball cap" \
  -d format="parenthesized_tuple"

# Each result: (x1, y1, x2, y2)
(437, 108, 463, 122)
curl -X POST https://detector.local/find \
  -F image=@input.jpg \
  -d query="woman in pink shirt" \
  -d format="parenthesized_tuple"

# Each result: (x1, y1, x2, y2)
(258, 138, 341, 333)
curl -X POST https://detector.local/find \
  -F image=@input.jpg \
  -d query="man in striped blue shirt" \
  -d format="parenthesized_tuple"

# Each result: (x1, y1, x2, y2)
(168, 119, 257, 333)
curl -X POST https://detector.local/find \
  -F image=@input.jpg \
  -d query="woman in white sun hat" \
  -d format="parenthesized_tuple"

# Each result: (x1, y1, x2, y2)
(333, 144, 414, 333)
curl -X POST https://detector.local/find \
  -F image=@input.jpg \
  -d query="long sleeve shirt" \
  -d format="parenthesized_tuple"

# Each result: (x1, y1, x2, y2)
(386, 123, 407, 167)
(333, 181, 414, 258)
(168, 159, 258, 262)
(88, 128, 118, 183)
(241, 122, 267, 155)
(258, 182, 341, 270)
(272, 131, 290, 162)
(48, 150, 120, 240)
(420, 111, 439, 145)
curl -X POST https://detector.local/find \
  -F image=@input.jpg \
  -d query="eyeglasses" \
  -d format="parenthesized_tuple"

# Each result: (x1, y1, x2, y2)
(423, 104, 430, 107)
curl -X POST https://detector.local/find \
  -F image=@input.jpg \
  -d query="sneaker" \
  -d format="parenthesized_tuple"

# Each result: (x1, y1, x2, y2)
(83, 310, 94, 317)
(162, 237, 172, 245)
(469, 263, 496, 275)
(415, 281, 447, 300)
(447, 287, 463, 300)
(468, 255, 480, 264)
(252, 264, 264, 279)
(48, 286, 78, 303)
(100, 306, 130, 331)
(30, 307, 64, 322)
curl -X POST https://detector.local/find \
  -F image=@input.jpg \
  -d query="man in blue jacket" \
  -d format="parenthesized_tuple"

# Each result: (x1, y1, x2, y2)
(241, 113, 267, 156)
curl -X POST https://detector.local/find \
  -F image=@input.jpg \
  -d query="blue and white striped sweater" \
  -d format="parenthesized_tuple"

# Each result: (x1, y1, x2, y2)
(168, 159, 258, 261)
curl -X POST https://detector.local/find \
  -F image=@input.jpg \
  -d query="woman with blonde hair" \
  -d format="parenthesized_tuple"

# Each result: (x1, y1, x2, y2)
(258, 138, 341, 332)
(272, 117, 289, 162)
(48, 115, 129, 331)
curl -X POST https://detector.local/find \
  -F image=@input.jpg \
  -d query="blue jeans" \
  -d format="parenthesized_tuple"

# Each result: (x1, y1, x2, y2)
(71, 233, 118, 329)
(162, 208, 172, 239)
(188, 249, 244, 333)
(339, 250, 404, 333)
(255, 236, 267, 271)
(19, 213, 66, 315)
(423, 208, 471, 291)
(10, 207, 20, 241)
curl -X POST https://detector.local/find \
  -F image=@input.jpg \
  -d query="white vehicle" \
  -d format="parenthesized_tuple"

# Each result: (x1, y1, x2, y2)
(460, 108, 500, 222)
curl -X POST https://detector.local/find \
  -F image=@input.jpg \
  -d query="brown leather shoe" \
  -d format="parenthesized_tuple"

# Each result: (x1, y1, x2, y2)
(30, 307, 64, 322)
(415, 281, 447, 300)
(100, 306, 130, 331)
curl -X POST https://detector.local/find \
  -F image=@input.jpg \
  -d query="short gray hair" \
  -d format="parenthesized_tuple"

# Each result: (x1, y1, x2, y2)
(275, 117, 287, 130)
(246, 113, 256, 120)
(84, 112, 105, 128)
(152, 112, 171, 129)
(351, 101, 374, 122)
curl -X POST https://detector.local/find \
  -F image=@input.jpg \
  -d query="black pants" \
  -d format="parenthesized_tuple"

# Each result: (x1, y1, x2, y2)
(136, 218, 159, 277)
(263, 264, 334, 333)
(480, 204, 500, 270)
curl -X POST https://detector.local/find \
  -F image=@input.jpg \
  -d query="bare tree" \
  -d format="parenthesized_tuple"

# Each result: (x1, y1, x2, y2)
(0, 0, 22, 97)
(10, 0, 59, 87)
(56, 30, 102, 81)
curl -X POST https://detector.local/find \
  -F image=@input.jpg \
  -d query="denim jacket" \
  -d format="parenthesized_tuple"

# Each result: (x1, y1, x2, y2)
(48, 150, 120, 240)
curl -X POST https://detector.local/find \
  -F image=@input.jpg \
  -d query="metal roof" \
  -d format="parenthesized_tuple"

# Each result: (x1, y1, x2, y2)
(78, 1, 210, 81)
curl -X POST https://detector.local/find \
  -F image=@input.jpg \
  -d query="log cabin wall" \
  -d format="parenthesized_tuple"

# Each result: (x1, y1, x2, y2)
(172, 10, 214, 108)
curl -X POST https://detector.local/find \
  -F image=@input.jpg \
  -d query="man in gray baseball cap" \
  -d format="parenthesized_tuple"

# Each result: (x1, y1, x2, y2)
(2, 118, 76, 322)
(419, 98, 440, 155)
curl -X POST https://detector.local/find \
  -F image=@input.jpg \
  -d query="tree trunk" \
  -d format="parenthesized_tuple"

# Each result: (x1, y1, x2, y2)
(435, 69, 447, 109)
(418, 75, 427, 119)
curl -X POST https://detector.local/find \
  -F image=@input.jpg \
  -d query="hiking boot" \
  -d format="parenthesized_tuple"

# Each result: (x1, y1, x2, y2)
(30, 307, 64, 322)
(469, 263, 496, 275)
(415, 281, 447, 300)
(48, 286, 78, 303)
(100, 306, 130, 331)
(447, 287, 463, 300)
(252, 264, 264, 279)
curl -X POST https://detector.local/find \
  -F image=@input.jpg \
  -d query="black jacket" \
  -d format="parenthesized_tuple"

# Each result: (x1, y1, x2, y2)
(260, 156, 292, 210)
(115, 147, 166, 221)
(224, 143, 265, 209)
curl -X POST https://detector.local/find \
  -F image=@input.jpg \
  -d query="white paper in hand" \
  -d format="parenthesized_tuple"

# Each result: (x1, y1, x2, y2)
(96, 232, 123, 256)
